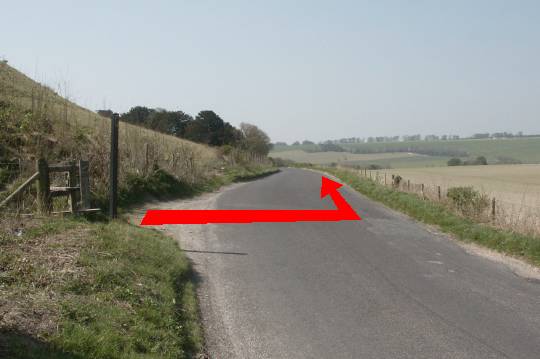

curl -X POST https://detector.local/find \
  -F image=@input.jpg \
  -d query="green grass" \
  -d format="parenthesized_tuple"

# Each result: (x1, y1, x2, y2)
(1, 217, 203, 359)
(345, 155, 450, 168)
(334, 155, 451, 168)
(112, 165, 279, 209)
(273, 137, 540, 167)
(341, 137, 540, 164)
(316, 166, 540, 266)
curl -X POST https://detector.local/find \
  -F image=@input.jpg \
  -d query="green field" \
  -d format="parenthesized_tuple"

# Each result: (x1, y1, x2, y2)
(271, 137, 540, 167)
(340, 137, 540, 163)
(270, 149, 449, 168)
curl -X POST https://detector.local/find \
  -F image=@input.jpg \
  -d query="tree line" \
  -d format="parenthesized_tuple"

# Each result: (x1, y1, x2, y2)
(97, 107, 272, 155)
(275, 131, 538, 147)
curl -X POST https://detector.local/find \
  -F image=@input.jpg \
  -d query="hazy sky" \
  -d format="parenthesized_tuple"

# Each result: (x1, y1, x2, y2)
(2, 0, 539, 143)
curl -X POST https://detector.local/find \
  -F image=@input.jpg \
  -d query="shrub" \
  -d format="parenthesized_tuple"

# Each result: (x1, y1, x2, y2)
(447, 186, 489, 217)
(475, 156, 488, 165)
(463, 156, 488, 165)
(447, 158, 462, 166)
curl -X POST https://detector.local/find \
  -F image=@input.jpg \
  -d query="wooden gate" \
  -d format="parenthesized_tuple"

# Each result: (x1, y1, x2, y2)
(0, 159, 99, 215)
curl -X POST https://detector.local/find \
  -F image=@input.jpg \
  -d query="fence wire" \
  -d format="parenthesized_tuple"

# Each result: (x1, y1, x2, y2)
(350, 167, 540, 237)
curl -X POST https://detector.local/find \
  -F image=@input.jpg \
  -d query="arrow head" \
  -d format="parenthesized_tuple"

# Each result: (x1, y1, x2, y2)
(320, 176, 343, 198)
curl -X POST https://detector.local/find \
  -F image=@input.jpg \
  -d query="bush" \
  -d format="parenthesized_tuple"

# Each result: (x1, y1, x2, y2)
(447, 158, 462, 166)
(447, 186, 489, 217)
(476, 156, 488, 165)
(463, 156, 488, 165)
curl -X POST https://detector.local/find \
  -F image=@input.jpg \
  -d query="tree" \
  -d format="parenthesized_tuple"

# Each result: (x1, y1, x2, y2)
(121, 106, 152, 125)
(239, 123, 272, 155)
(184, 111, 241, 146)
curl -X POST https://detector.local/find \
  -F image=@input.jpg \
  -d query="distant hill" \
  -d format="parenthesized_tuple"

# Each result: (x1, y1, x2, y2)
(271, 137, 540, 167)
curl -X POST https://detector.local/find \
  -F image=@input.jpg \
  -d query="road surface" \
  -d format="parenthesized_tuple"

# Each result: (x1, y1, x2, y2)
(165, 168, 540, 358)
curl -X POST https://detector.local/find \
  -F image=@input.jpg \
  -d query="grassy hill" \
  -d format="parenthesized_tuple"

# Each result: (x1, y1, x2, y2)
(0, 62, 222, 202)
(0, 62, 275, 358)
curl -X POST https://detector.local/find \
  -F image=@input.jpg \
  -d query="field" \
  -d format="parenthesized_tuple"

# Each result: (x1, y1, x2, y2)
(270, 150, 417, 164)
(341, 138, 540, 164)
(380, 164, 540, 215)
(270, 149, 450, 168)
(272, 137, 540, 167)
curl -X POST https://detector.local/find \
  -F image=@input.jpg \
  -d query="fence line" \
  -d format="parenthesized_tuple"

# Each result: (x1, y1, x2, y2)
(347, 167, 540, 237)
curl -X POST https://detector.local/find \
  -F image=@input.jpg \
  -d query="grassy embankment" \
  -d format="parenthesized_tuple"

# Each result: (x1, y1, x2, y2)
(1, 217, 202, 358)
(312, 165, 540, 267)
(0, 62, 277, 358)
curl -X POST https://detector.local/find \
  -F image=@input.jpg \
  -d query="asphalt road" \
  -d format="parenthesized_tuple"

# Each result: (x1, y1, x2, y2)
(185, 168, 540, 358)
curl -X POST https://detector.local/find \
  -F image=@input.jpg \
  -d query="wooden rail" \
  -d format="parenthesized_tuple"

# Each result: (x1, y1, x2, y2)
(1, 159, 99, 215)
(0, 172, 39, 208)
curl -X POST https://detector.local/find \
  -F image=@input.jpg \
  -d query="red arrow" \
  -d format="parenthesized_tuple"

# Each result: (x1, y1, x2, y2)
(140, 176, 361, 225)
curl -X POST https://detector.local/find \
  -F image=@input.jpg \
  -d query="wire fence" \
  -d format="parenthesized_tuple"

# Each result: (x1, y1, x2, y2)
(350, 167, 540, 237)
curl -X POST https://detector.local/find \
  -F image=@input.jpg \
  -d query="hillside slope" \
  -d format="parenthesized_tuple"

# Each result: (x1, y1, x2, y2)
(0, 62, 224, 204)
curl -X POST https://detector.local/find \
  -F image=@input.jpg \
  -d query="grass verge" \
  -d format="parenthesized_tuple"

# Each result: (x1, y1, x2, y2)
(0, 217, 203, 358)
(316, 166, 540, 267)
(115, 165, 279, 209)
(0, 164, 278, 358)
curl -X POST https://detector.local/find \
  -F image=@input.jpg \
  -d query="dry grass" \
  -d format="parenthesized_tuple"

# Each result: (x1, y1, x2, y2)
(0, 217, 85, 338)
(354, 165, 540, 237)
(0, 215, 204, 358)
(380, 165, 540, 209)
(0, 62, 220, 204)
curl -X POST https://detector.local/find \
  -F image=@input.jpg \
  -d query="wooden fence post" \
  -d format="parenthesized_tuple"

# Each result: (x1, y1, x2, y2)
(36, 159, 51, 214)
(407, 179, 410, 191)
(421, 183, 425, 199)
(109, 113, 119, 219)
(492, 198, 496, 220)
(438, 186, 441, 201)
(79, 160, 90, 210)
(67, 161, 78, 213)
(384, 173, 387, 186)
